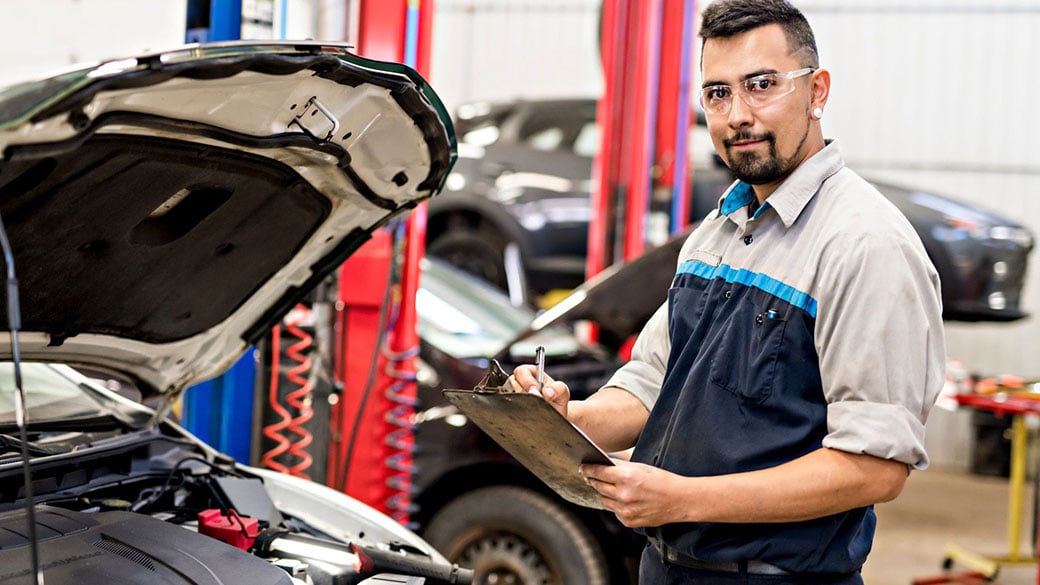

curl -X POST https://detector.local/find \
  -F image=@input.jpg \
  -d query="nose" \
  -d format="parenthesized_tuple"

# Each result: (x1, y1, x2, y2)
(727, 94, 754, 128)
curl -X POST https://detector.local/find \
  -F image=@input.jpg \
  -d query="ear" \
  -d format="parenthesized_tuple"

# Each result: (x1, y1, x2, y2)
(810, 68, 831, 116)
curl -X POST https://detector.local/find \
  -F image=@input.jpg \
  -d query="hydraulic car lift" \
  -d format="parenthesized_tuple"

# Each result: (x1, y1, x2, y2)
(180, 0, 435, 527)
(587, 0, 696, 354)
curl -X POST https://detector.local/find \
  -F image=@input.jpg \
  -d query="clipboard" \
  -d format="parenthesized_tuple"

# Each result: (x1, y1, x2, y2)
(442, 360, 614, 509)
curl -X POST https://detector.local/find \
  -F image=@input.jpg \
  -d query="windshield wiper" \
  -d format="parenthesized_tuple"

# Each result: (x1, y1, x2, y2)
(0, 412, 138, 435)
(0, 433, 61, 457)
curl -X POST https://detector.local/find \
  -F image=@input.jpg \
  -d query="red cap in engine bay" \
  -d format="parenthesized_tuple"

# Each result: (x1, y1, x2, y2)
(198, 508, 260, 550)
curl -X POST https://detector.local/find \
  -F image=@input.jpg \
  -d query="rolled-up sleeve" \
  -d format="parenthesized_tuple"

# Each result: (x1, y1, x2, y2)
(815, 226, 945, 469)
(601, 300, 671, 412)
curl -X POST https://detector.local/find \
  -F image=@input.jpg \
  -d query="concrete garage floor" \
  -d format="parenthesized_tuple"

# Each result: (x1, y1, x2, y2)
(863, 468, 1037, 585)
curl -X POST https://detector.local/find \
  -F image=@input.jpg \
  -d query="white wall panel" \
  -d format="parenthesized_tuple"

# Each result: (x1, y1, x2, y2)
(0, 0, 187, 87)
(429, 0, 603, 112)
(806, 6, 1039, 174)
(283, 0, 319, 39)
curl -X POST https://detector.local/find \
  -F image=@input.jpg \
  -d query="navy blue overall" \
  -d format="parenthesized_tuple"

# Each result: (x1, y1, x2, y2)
(630, 251, 872, 583)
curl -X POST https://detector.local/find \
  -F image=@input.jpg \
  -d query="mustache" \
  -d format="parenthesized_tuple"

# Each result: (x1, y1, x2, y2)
(723, 131, 774, 148)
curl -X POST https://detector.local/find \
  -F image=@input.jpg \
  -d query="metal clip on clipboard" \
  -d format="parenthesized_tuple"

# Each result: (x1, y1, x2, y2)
(442, 359, 614, 509)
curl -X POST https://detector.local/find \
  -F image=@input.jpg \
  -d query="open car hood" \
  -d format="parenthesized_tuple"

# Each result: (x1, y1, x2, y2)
(501, 228, 689, 354)
(0, 42, 455, 400)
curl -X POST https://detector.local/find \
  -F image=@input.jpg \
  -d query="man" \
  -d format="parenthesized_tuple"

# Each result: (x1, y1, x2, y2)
(510, 0, 945, 583)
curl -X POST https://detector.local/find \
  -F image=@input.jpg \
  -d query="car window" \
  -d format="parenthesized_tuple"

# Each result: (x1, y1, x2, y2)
(455, 105, 512, 147)
(515, 102, 598, 156)
(572, 121, 599, 158)
(460, 122, 500, 147)
(418, 259, 582, 360)
(417, 259, 534, 359)
(524, 126, 565, 151)
(0, 363, 107, 425)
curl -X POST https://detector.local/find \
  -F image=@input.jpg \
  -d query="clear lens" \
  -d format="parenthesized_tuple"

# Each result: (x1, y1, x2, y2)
(743, 74, 789, 102)
(699, 87, 732, 115)
(700, 68, 815, 115)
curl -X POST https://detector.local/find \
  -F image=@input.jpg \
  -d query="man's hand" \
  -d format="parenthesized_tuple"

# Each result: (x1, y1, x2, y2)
(511, 365, 648, 452)
(510, 364, 571, 418)
(581, 448, 910, 526)
(580, 460, 689, 528)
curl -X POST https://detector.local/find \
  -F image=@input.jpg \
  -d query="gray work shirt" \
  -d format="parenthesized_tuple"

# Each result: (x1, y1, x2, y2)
(608, 139, 945, 470)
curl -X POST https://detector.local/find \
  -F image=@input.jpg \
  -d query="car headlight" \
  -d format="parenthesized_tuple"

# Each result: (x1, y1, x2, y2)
(988, 291, 1008, 311)
(988, 225, 1034, 249)
(938, 217, 1034, 249)
(506, 196, 592, 231)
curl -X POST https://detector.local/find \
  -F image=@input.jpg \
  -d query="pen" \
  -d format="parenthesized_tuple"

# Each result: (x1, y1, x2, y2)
(535, 345, 546, 391)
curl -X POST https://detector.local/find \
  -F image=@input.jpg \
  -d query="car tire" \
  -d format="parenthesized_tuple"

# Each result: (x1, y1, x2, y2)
(423, 486, 611, 585)
(427, 226, 511, 292)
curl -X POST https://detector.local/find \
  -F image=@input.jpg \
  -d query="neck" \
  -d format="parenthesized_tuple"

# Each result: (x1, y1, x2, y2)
(748, 197, 761, 215)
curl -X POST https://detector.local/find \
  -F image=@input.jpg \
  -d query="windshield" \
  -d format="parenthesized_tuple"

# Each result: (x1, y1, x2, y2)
(417, 258, 580, 359)
(0, 363, 108, 426)
(418, 259, 534, 359)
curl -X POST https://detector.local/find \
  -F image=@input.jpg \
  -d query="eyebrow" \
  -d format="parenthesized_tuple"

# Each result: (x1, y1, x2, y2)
(701, 69, 780, 88)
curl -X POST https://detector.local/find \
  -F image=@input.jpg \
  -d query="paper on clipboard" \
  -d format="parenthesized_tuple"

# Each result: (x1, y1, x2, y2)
(442, 360, 614, 509)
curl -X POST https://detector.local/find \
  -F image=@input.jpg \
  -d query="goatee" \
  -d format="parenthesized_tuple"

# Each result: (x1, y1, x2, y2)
(722, 127, 808, 185)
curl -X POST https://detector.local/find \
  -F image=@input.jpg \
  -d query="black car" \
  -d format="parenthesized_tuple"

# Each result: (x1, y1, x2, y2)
(411, 258, 640, 585)
(0, 42, 464, 585)
(427, 97, 1032, 322)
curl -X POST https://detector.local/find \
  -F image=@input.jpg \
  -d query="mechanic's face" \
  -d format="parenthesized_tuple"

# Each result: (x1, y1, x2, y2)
(701, 24, 827, 199)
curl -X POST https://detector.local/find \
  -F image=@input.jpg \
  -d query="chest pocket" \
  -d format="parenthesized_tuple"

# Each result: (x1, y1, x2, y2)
(707, 298, 788, 404)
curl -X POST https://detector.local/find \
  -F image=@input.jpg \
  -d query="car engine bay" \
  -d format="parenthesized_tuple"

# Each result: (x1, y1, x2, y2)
(0, 424, 470, 585)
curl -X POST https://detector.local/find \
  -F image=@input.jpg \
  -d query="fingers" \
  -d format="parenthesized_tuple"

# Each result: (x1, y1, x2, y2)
(512, 364, 552, 392)
(580, 462, 658, 528)
(580, 463, 616, 486)
(511, 364, 571, 418)
(582, 460, 686, 528)
(511, 364, 566, 398)
(507, 373, 524, 393)
(580, 464, 625, 517)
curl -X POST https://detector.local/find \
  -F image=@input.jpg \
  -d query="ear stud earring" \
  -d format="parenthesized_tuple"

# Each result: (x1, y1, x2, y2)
(812, 107, 823, 119)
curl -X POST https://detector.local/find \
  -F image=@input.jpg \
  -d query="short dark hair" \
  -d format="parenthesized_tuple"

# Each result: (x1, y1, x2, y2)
(699, 0, 819, 68)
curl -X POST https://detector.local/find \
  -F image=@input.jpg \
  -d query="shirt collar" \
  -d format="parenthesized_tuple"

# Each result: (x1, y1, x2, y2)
(717, 140, 846, 228)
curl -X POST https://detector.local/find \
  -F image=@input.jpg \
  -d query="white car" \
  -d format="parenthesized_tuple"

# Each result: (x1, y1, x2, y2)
(0, 41, 465, 585)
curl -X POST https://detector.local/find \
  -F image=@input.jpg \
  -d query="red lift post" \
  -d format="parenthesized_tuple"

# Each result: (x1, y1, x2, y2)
(327, 0, 434, 526)
(588, 0, 696, 353)
(655, 0, 696, 236)
(589, 0, 696, 275)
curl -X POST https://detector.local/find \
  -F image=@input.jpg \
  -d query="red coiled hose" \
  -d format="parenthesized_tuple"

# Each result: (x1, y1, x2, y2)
(261, 305, 315, 478)
(261, 324, 293, 474)
(382, 344, 419, 527)
(283, 305, 315, 478)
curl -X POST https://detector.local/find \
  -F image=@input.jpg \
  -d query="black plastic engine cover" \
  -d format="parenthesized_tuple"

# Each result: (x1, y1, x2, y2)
(0, 506, 293, 585)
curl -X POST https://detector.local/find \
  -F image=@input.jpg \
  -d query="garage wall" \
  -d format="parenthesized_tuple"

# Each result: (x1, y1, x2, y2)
(429, 0, 604, 111)
(0, 0, 188, 88)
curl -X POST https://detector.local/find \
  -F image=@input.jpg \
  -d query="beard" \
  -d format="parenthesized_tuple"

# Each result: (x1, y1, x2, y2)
(723, 127, 808, 185)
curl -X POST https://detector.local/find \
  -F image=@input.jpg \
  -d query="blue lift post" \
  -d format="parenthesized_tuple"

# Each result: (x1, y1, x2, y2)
(179, 0, 255, 464)
(181, 352, 257, 463)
